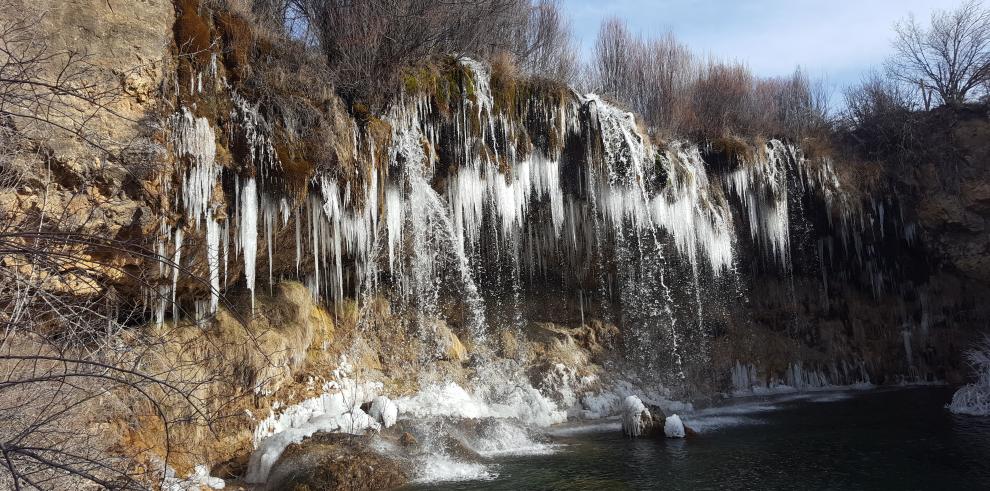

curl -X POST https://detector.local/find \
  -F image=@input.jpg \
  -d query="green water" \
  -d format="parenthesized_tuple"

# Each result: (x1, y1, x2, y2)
(410, 387, 990, 490)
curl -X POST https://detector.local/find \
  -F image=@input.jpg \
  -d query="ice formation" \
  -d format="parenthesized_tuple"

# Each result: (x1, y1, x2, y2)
(621, 395, 650, 437)
(731, 360, 872, 396)
(239, 177, 259, 307)
(244, 363, 383, 483)
(948, 337, 990, 416)
(396, 380, 567, 427)
(158, 57, 861, 378)
(664, 414, 686, 438)
(369, 395, 398, 428)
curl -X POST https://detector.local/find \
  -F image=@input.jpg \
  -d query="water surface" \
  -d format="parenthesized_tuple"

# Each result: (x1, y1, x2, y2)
(407, 387, 990, 490)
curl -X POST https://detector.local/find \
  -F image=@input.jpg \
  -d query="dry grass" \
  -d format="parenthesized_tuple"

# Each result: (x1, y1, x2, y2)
(113, 281, 336, 475)
(175, 0, 213, 66)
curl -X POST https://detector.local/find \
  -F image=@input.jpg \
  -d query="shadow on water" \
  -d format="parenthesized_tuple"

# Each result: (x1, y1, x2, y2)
(404, 387, 990, 490)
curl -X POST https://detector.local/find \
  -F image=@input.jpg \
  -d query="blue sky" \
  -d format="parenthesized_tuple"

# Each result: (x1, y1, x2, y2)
(561, 0, 963, 95)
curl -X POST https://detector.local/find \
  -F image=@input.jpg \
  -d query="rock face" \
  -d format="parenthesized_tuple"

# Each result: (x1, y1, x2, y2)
(913, 115, 990, 282)
(7, 0, 173, 173)
(0, 0, 173, 297)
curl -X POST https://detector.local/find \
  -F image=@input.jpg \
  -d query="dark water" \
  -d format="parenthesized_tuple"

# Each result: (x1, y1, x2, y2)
(410, 387, 990, 490)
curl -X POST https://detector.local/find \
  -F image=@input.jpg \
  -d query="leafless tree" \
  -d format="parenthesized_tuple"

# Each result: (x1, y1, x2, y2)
(587, 17, 829, 140)
(590, 17, 634, 101)
(514, 0, 579, 82)
(888, 0, 990, 106)
(588, 19, 697, 136)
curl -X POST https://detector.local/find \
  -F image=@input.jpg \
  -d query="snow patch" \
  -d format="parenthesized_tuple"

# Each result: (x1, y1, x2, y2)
(579, 380, 692, 419)
(161, 464, 225, 491)
(396, 380, 566, 427)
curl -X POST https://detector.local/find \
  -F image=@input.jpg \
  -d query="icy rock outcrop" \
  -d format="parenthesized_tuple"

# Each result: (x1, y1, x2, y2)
(949, 337, 990, 416)
(664, 414, 686, 438)
(370, 395, 399, 428)
(621, 395, 665, 437)
(244, 373, 383, 483)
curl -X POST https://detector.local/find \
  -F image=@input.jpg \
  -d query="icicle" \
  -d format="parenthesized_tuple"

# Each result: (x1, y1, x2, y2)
(241, 178, 259, 309)
(172, 108, 218, 227)
(172, 228, 184, 324)
(206, 211, 221, 316)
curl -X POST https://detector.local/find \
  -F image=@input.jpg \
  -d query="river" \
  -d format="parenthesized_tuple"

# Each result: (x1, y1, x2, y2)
(405, 387, 990, 490)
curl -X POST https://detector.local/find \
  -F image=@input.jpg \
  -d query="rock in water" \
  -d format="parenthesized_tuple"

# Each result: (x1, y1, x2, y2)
(664, 414, 686, 438)
(621, 396, 666, 437)
(266, 433, 407, 491)
(370, 395, 398, 428)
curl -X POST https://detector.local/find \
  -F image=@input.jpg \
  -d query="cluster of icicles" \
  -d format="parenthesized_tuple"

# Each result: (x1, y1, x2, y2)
(154, 59, 855, 354)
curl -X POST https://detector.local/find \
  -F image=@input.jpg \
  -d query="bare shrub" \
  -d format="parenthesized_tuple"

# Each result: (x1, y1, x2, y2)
(839, 71, 921, 164)
(689, 61, 755, 138)
(587, 18, 828, 142)
(514, 0, 579, 83)
(245, 0, 579, 108)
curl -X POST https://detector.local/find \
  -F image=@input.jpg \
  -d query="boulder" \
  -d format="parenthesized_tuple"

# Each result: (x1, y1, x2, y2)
(620, 395, 666, 438)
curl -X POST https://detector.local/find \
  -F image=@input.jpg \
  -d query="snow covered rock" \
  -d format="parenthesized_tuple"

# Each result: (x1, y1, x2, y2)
(370, 395, 399, 428)
(621, 395, 665, 437)
(664, 414, 686, 438)
(949, 337, 990, 416)
(162, 464, 225, 491)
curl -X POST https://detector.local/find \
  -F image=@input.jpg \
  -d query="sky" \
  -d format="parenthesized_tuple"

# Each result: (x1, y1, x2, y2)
(560, 0, 963, 96)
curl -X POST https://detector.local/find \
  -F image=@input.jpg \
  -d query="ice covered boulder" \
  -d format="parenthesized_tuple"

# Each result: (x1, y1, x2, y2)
(370, 395, 399, 428)
(621, 395, 665, 437)
(664, 414, 686, 438)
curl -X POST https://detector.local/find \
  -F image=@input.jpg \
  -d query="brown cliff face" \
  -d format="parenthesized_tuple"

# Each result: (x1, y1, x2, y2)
(912, 112, 990, 282)
(0, 0, 174, 292)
